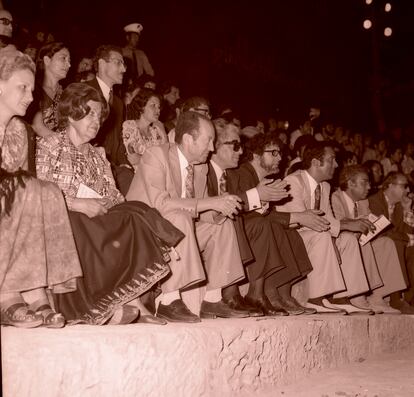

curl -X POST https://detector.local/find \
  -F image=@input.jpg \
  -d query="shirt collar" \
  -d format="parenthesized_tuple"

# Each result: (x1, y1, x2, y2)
(342, 190, 356, 217)
(304, 170, 319, 192)
(210, 160, 224, 182)
(96, 76, 111, 103)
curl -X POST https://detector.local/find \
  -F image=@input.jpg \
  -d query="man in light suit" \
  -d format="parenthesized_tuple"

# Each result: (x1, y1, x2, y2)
(277, 141, 376, 314)
(126, 111, 247, 322)
(331, 165, 405, 313)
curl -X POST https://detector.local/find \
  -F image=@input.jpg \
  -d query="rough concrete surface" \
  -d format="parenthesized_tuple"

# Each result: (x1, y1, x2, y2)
(2, 315, 414, 397)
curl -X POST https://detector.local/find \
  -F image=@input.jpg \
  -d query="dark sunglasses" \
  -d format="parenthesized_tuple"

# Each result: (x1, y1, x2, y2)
(222, 140, 242, 152)
(0, 18, 12, 26)
(264, 149, 281, 157)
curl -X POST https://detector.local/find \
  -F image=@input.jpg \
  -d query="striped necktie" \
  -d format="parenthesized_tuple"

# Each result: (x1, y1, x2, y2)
(314, 184, 321, 210)
(185, 165, 194, 198)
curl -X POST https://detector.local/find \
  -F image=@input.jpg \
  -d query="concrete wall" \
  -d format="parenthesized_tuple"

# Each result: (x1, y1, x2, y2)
(2, 315, 414, 397)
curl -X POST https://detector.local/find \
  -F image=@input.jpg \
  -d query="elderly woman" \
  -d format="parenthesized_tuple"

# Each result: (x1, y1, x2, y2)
(36, 83, 183, 325)
(26, 42, 71, 137)
(122, 87, 167, 169)
(0, 49, 82, 328)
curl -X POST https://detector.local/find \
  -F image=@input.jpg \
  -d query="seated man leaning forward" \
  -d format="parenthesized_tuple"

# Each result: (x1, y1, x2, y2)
(331, 165, 406, 314)
(126, 111, 248, 322)
(277, 141, 377, 314)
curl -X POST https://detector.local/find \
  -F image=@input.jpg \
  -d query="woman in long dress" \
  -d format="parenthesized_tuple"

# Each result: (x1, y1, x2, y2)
(0, 49, 82, 328)
(36, 82, 183, 325)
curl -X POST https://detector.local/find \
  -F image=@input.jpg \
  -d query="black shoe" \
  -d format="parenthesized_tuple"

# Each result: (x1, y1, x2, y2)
(270, 295, 305, 315)
(244, 295, 289, 316)
(224, 295, 264, 317)
(200, 300, 249, 319)
(157, 299, 200, 323)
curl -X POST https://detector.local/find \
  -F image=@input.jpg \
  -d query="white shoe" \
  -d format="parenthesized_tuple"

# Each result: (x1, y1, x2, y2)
(350, 296, 383, 314)
(367, 297, 401, 314)
(304, 301, 345, 314)
(322, 299, 374, 315)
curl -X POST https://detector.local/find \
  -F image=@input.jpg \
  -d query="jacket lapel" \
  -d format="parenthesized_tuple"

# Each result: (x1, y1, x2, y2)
(168, 144, 182, 198)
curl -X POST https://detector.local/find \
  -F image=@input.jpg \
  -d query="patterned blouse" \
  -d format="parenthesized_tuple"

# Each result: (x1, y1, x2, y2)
(36, 130, 124, 210)
(0, 117, 28, 172)
(122, 119, 167, 166)
(41, 85, 62, 131)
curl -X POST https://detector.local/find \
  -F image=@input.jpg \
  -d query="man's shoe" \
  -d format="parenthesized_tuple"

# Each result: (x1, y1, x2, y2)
(390, 299, 414, 314)
(224, 295, 263, 317)
(269, 295, 304, 315)
(200, 300, 249, 319)
(284, 296, 316, 315)
(351, 295, 383, 314)
(323, 298, 374, 315)
(108, 305, 140, 325)
(157, 299, 200, 323)
(244, 295, 289, 316)
(367, 296, 401, 314)
(305, 298, 346, 314)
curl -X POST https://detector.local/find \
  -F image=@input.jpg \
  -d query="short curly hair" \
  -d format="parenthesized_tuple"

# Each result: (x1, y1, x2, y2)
(57, 82, 106, 129)
(0, 49, 35, 81)
(127, 87, 161, 120)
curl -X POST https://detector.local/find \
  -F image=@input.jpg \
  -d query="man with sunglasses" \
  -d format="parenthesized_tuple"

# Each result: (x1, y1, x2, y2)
(368, 171, 414, 313)
(209, 125, 324, 315)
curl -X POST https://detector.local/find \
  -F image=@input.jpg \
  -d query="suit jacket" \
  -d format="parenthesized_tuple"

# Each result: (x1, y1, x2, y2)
(277, 169, 340, 237)
(331, 189, 371, 220)
(207, 162, 253, 264)
(126, 143, 219, 224)
(86, 77, 128, 166)
(368, 190, 412, 243)
(227, 162, 291, 226)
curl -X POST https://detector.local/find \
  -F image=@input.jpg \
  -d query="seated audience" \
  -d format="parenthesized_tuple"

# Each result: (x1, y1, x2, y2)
(36, 82, 183, 325)
(210, 126, 318, 315)
(277, 141, 378, 314)
(127, 111, 248, 323)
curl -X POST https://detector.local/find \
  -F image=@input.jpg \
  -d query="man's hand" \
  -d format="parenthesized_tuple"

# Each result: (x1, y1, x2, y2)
(257, 178, 289, 202)
(401, 192, 413, 211)
(291, 209, 330, 232)
(72, 198, 108, 218)
(209, 194, 242, 219)
(340, 218, 376, 235)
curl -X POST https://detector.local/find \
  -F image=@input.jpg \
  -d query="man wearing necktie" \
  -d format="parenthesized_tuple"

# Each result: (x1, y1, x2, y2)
(127, 111, 248, 322)
(331, 165, 406, 314)
(277, 141, 377, 314)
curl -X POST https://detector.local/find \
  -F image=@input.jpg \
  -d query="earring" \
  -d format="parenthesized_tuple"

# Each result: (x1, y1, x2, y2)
(0, 90, 2, 95)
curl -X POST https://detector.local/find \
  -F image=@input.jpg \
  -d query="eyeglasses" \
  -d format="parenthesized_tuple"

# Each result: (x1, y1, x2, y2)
(194, 107, 211, 118)
(264, 149, 281, 157)
(222, 140, 242, 152)
(107, 57, 126, 67)
(0, 18, 12, 26)
(392, 182, 409, 189)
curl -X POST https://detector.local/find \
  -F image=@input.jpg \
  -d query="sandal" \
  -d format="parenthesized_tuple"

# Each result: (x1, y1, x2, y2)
(33, 304, 66, 328)
(1, 302, 43, 328)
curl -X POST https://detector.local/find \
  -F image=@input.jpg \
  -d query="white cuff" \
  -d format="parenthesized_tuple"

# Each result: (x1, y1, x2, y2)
(246, 188, 261, 211)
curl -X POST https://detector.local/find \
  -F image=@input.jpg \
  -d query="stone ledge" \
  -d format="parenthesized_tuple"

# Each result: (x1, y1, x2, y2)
(2, 315, 414, 397)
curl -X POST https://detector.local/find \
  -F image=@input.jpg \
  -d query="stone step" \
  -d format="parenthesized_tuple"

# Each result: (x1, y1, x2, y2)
(2, 315, 414, 397)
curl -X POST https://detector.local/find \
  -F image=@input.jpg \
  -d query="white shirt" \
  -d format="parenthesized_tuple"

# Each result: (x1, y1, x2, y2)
(304, 170, 319, 209)
(96, 76, 111, 103)
(177, 146, 190, 198)
(342, 191, 358, 219)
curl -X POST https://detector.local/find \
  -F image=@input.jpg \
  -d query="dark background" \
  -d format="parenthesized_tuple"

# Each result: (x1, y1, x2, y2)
(5, 0, 414, 132)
